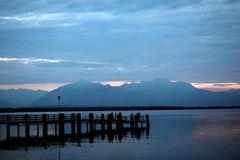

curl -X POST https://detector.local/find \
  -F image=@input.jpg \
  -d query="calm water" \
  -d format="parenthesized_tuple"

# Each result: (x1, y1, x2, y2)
(0, 109, 240, 160)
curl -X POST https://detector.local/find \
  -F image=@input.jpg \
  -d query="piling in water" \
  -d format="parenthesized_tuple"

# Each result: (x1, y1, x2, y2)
(42, 114, 47, 138)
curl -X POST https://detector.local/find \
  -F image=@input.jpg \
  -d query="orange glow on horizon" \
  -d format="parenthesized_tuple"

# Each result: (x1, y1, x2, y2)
(191, 82, 240, 91)
(0, 81, 240, 92)
(0, 83, 68, 91)
(97, 81, 134, 86)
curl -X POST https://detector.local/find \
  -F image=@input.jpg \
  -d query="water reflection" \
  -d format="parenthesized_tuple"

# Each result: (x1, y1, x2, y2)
(193, 114, 240, 139)
(0, 128, 149, 150)
(1, 110, 240, 160)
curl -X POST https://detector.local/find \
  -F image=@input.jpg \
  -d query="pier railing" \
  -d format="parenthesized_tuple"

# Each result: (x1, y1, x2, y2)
(0, 113, 146, 124)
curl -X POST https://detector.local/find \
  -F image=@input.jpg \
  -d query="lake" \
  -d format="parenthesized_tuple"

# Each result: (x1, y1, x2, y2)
(0, 109, 240, 160)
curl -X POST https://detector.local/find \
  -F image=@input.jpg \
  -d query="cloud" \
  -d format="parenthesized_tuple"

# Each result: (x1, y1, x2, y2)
(0, 13, 65, 22)
(0, 57, 63, 64)
(0, 11, 116, 27)
(67, 60, 107, 65)
(0, 1, 225, 28)
(212, 83, 230, 87)
(0, 12, 114, 21)
(0, 57, 108, 65)
(0, 0, 202, 16)
(0, 1, 239, 83)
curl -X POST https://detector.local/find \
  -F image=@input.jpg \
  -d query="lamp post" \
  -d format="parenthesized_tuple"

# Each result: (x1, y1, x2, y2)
(58, 96, 61, 110)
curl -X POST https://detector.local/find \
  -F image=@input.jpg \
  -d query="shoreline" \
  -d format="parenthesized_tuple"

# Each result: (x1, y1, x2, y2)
(0, 106, 240, 113)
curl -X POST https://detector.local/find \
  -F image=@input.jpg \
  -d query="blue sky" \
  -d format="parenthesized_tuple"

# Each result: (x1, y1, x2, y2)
(0, 0, 239, 85)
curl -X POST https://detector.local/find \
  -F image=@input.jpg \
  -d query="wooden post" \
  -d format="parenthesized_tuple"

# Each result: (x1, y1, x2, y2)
(6, 114, 10, 139)
(25, 114, 30, 138)
(117, 113, 123, 141)
(76, 113, 81, 135)
(146, 127, 149, 137)
(107, 113, 114, 141)
(71, 113, 75, 136)
(101, 114, 105, 131)
(88, 113, 94, 143)
(130, 114, 134, 129)
(89, 113, 94, 133)
(37, 123, 39, 137)
(42, 114, 48, 138)
(107, 113, 112, 131)
(94, 122, 96, 131)
(17, 123, 20, 138)
(55, 122, 57, 136)
(116, 113, 119, 129)
(130, 113, 134, 137)
(134, 113, 140, 129)
(101, 114, 105, 140)
(59, 113, 64, 137)
(117, 113, 123, 130)
(146, 114, 150, 129)
(145, 114, 150, 136)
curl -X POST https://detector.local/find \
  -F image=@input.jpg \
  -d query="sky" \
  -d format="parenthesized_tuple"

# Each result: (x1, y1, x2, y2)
(0, 0, 240, 91)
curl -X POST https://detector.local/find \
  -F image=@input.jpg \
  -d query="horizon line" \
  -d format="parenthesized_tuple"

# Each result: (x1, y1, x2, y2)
(0, 80, 240, 92)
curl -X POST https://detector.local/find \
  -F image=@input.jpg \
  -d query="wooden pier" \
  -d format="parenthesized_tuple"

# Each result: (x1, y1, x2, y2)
(0, 112, 150, 149)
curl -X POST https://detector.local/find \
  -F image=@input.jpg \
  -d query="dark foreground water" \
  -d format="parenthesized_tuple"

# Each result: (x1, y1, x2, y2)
(0, 109, 240, 160)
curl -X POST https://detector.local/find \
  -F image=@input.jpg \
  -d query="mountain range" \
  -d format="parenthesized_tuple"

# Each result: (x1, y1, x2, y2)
(1, 79, 240, 108)
(0, 89, 47, 107)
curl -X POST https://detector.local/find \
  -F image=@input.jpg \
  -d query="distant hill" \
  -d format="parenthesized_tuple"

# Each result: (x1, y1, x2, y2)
(32, 79, 240, 107)
(227, 89, 240, 96)
(0, 99, 14, 108)
(0, 89, 47, 107)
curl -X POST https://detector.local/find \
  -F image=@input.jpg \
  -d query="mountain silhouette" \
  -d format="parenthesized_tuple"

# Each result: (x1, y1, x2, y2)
(0, 89, 47, 107)
(32, 79, 154, 106)
(32, 79, 240, 107)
